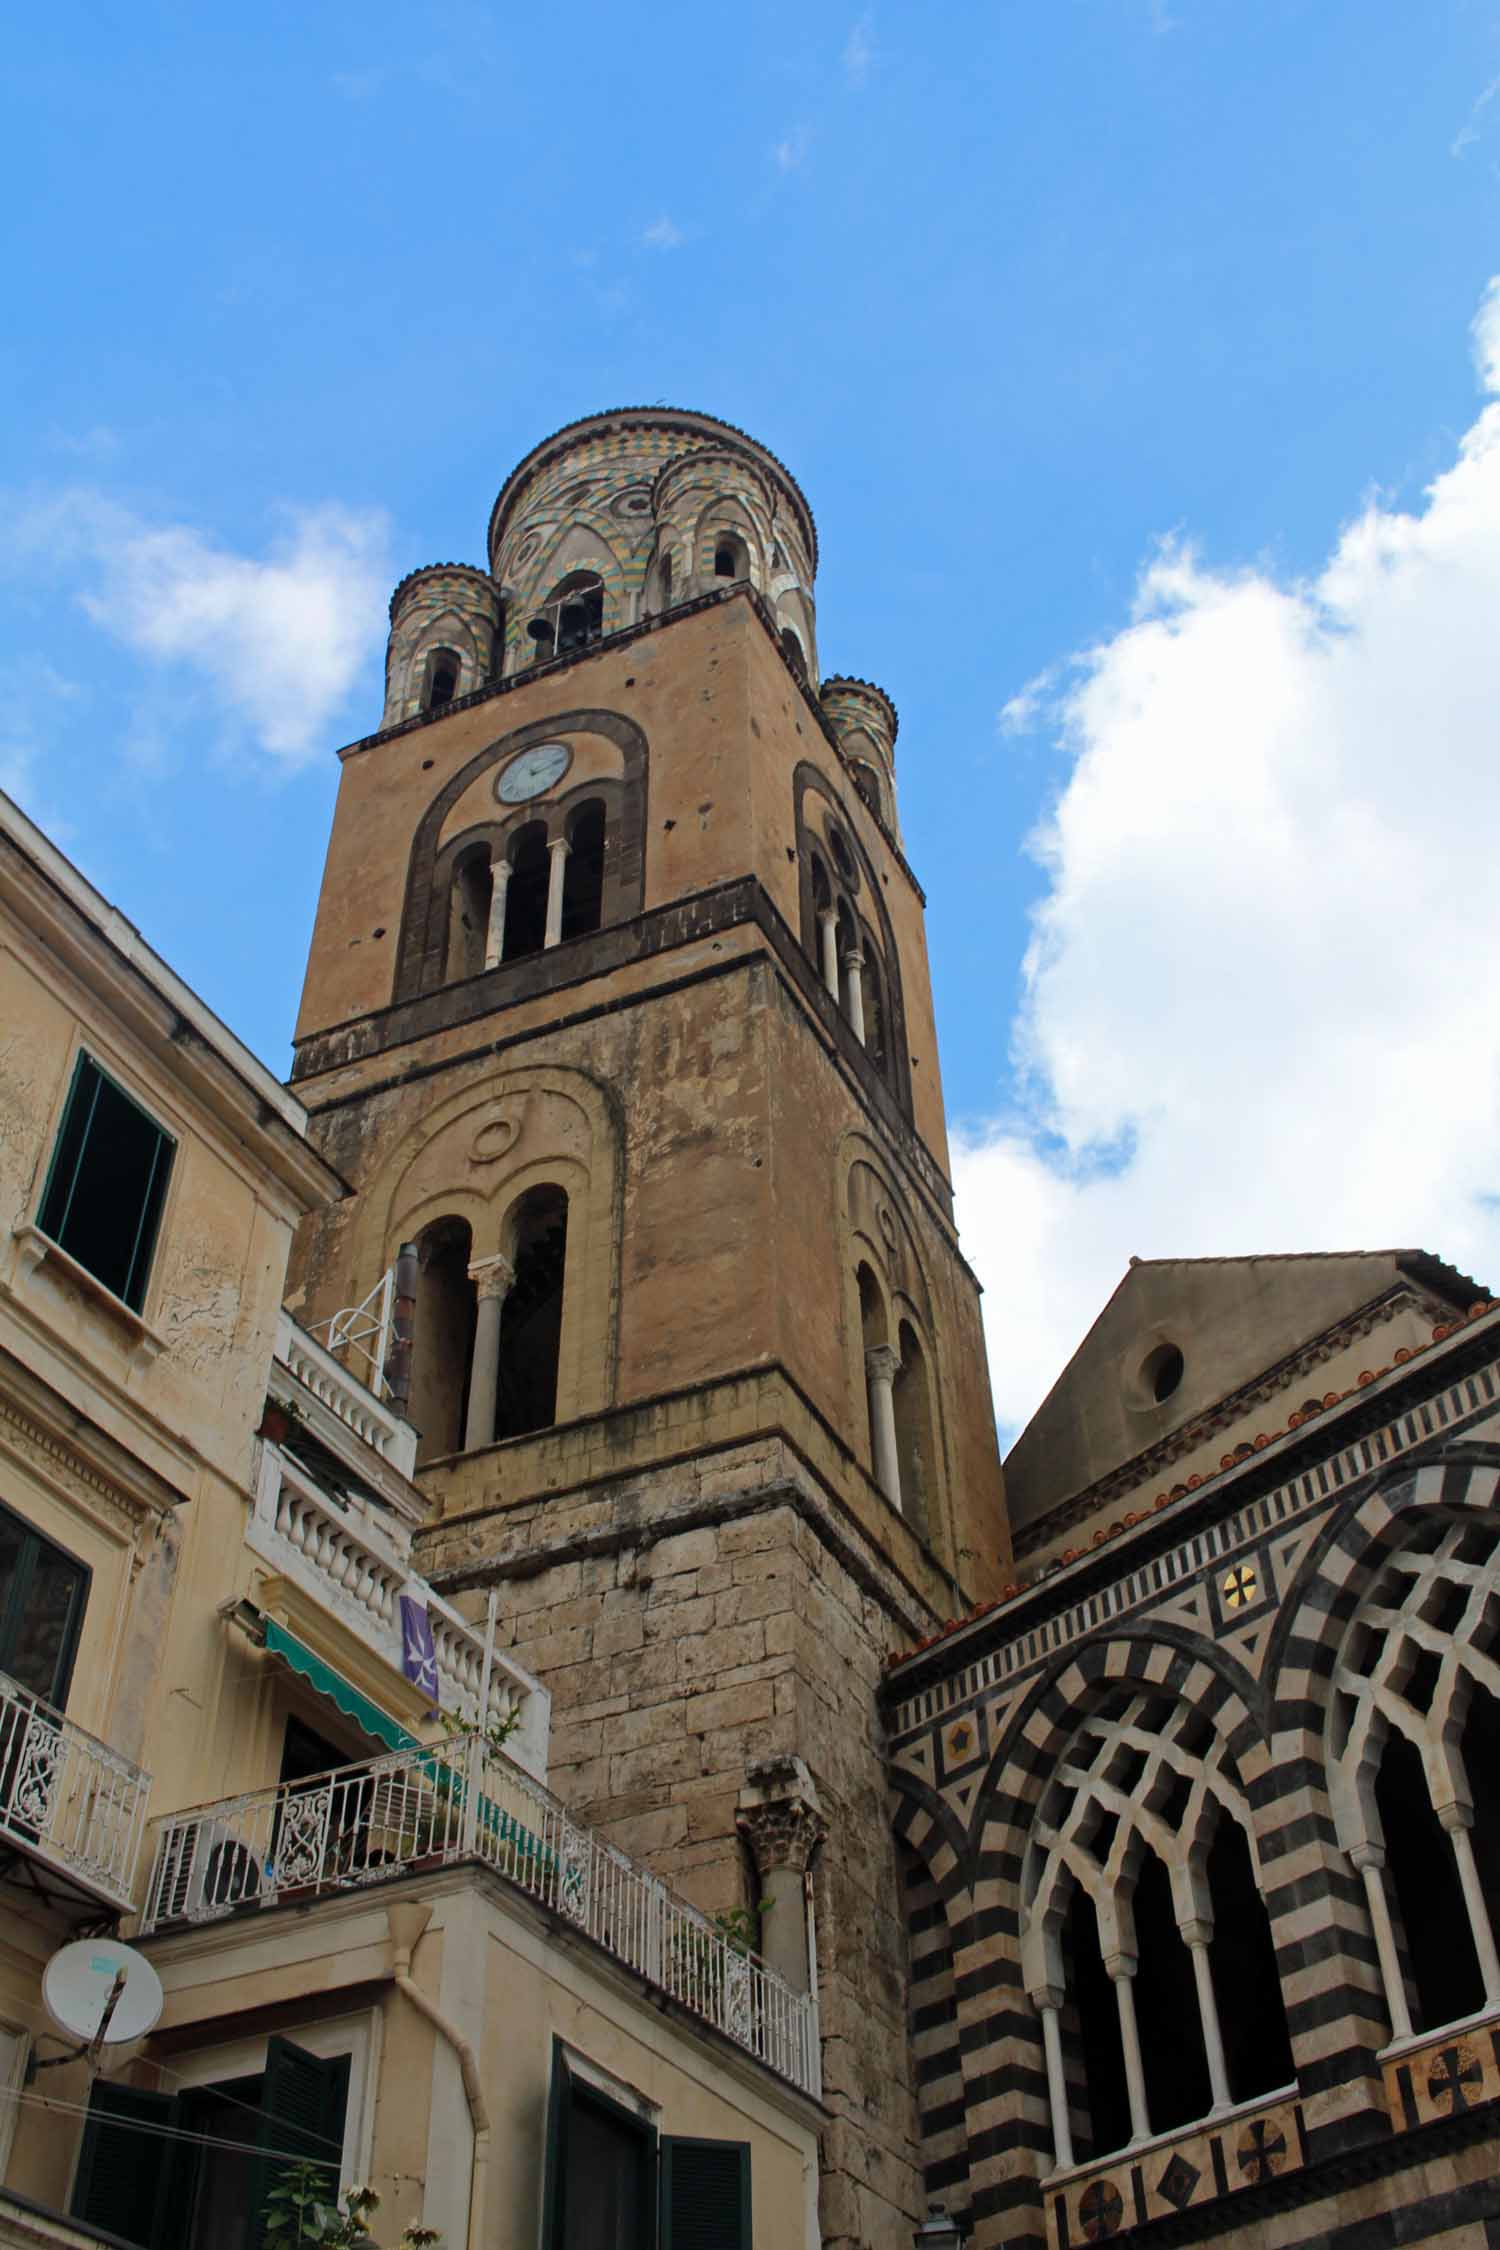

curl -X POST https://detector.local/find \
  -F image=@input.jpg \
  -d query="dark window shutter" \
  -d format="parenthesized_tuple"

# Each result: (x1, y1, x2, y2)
(540, 2038, 570, 2249)
(247, 2035, 350, 2250)
(660, 2137, 752, 2250)
(70, 2082, 177, 2247)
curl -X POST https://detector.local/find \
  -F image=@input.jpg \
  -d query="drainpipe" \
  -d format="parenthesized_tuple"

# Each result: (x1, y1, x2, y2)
(387, 1903, 490, 2250)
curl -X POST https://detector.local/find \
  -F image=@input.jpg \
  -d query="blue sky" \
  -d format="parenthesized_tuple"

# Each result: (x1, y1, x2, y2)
(6, 3, 1500, 1432)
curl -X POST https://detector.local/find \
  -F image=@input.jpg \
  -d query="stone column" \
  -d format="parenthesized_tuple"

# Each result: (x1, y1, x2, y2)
(1030, 1984, 1074, 2172)
(1180, 1918, 1231, 2111)
(842, 946, 867, 1044)
(817, 909, 840, 999)
(544, 836, 570, 949)
(1351, 1844, 1412, 2041)
(463, 1255, 514, 1453)
(736, 1755, 827, 1997)
(864, 1344, 902, 1510)
(483, 860, 511, 970)
(1439, 1806, 1500, 2006)
(1104, 1953, 1151, 2143)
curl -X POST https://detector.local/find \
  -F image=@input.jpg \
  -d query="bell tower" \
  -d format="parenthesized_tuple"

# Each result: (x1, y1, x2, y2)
(287, 408, 1009, 2250)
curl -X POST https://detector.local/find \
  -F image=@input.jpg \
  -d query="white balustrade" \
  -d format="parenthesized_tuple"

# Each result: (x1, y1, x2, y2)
(141, 1739, 819, 2097)
(249, 1445, 546, 1778)
(274, 1313, 418, 1475)
(0, 1670, 150, 1911)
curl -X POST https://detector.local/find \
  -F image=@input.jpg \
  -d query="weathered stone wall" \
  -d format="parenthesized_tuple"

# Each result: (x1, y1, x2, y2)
(419, 1438, 937, 2250)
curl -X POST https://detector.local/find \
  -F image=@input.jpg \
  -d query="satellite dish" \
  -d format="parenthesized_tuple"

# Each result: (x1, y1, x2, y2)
(43, 1940, 163, 2045)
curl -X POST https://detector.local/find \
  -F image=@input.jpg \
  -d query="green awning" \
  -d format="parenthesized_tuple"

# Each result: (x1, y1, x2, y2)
(263, 1620, 416, 1755)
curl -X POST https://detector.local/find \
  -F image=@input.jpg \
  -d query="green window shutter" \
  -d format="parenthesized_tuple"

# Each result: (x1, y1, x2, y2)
(70, 2081, 177, 2247)
(540, 2038, 570, 2250)
(247, 2035, 351, 2250)
(37, 1054, 175, 1313)
(660, 2138, 752, 2250)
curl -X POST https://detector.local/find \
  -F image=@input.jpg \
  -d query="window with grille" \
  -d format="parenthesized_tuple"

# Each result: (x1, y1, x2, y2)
(38, 1055, 174, 1313)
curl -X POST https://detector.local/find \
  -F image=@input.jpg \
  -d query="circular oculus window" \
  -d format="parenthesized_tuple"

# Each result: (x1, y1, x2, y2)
(1140, 1342, 1185, 1405)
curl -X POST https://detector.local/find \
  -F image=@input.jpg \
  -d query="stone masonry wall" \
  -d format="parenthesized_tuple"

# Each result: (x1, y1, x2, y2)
(418, 1436, 938, 2250)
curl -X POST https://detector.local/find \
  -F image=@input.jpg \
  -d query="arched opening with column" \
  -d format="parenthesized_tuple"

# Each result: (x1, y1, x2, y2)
(445, 847, 493, 982)
(1022, 1685, 1294, 2166)
(502, 821, 550, 961)
(560, 799, 606, 941)
(495, 1184, 569, 1440)
(893, 1320, 935, 1542)
(1328, 1507, 1500, 2040)
(408, 1216, 476, 1465)
(793, 763, 912, 1114)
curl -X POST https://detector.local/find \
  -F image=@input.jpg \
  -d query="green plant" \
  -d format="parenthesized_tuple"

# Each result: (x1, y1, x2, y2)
(262, 2160, 440, 2249)
(668, 1896, 774, 2010)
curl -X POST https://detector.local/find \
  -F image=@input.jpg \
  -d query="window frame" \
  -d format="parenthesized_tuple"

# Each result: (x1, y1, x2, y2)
(541, 2040, 753, 2250)
(36, 1051, 176, 1315)
(0, 1496, 89, 1712)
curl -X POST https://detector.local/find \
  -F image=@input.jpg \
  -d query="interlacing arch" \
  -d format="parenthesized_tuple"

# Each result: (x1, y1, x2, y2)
(1321, 1485, 1500, 2043)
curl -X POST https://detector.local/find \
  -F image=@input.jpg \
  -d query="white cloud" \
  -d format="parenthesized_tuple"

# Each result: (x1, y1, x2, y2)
(843, 13, 873, 83)
(1452, 72, 1500, 157)
(642, 216, 686, 250)
(772, 127, 810, 172)
(4, 491, 389, 765)
(956, 278, 1500, 1444)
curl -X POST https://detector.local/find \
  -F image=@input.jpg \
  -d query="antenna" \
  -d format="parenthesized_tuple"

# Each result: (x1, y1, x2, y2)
(42, 1940, 163, 2053)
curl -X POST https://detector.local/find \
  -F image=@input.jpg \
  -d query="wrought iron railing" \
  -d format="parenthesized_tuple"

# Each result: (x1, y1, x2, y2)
(139, 1739, 820, 2097)
(0, 1671, 150, 1910)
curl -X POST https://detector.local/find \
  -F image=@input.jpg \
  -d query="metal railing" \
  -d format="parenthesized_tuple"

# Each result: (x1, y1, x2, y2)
(0, 1672, 150, 1911)
(140, 1739, 820, 2097)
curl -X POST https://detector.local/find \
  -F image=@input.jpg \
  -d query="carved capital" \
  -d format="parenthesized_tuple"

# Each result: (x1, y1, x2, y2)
(468, 1252, 516, 1304)
(736, 1755, 828, 1875)
(865, 1343, 900, 1388)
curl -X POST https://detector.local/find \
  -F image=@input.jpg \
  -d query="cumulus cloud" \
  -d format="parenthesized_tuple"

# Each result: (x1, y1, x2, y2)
(4, 491, 389, 764)
(957, 279, 1500, 1444)
(843, 14, 873, 83)
(641, 216, 686, 250)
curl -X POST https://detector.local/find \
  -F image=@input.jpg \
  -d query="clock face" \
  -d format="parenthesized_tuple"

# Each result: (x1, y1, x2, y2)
(495, 741, 572, 805)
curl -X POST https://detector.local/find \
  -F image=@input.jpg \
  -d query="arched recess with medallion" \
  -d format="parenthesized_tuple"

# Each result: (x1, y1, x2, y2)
(838, 1130, 951, 1555)
(355, 1065, 622, 1466)
(393, 710, 648, 1002)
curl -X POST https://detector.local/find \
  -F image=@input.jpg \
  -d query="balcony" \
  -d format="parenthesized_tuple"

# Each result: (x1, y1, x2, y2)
(0, 1671, 150, 1913)
(273, 1312, 417, 1475)
(139, 1738, 821, 2099)
(248, 1441, 548, 1779)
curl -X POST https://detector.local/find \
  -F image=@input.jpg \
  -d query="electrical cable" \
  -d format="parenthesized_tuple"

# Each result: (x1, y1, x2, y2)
(0, 2080, 340, 2164)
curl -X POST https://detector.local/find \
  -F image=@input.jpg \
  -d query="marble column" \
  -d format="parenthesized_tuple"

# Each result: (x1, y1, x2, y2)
(1439, 1805, 1500, 2007)
(735, 1754, 828, 1998)
(817, 909, 840, 999)
(864, 1343, 902, 1510)
(544, 836, 571, 949)
(483, 860, 511, 970)
(1351, 1844, 1412, 2041)
(1105, 1953, 1151, 2143)
(1180, 1918, 1231, 2111)
(463, 1254, 515, 1453)
(842, 946, 867, 1044)
(1031, 1985, 1074, 2171)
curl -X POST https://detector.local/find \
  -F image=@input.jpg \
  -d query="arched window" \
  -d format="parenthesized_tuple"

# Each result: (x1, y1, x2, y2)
(892, 1320, 934, 1541)
(851, 761, 881, 816)
(862, 937, 890, 1075)
(425, 650, 460, 713)
(502, 822, 550, 961)
(1330, 1514, 1500, 2039)
(409, 1217, 476, 1466)
(1024, 1691, 1294, 2167)
(495, 1186, 568, 1439)
(714, 532, 749, 581)
(781, 627, 808, 680)
(836, 899, 867, 1046)
(561, 799, 606, 941)
(858, 1263, 902, 1510)
(445, 848, 493, 982)
(526, 571, 605, 664)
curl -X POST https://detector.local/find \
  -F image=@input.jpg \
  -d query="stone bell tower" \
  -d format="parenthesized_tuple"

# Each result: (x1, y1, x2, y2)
(286, 407, 1009, 2249)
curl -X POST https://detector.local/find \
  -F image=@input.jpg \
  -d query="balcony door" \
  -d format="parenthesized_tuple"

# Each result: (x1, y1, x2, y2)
(0, 1501, 87, 1709)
